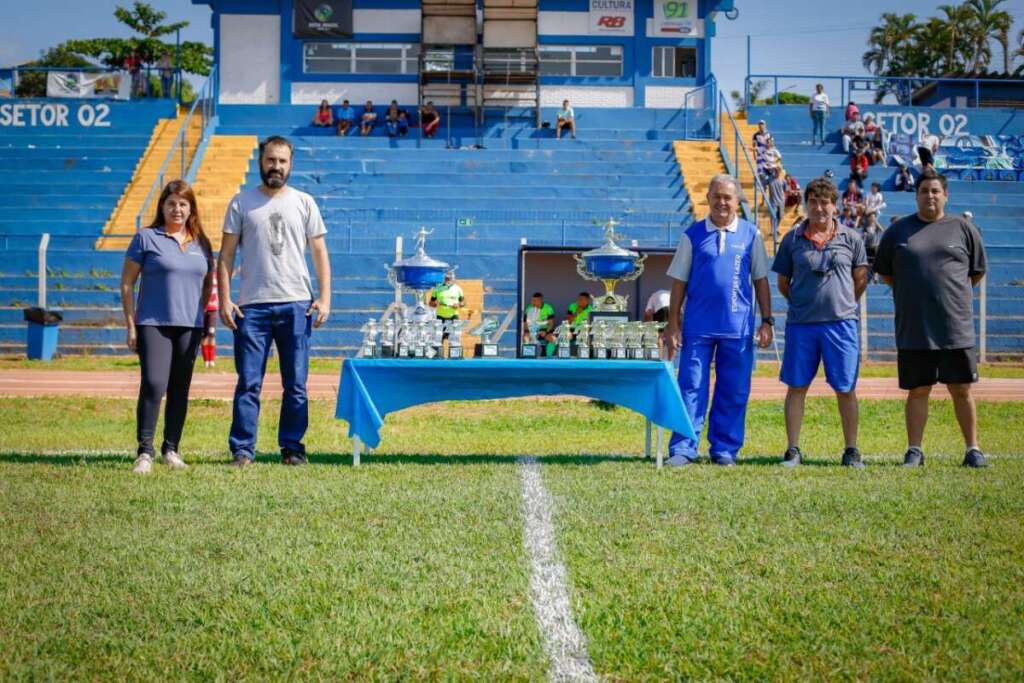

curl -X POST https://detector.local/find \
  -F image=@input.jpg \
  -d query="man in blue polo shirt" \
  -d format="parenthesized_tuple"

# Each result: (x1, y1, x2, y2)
(772, 177, 869, 467)
(665, 174, 774, 466)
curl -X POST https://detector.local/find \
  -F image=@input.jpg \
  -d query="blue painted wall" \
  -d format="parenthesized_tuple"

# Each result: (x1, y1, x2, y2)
(748, 103, 1024, 137)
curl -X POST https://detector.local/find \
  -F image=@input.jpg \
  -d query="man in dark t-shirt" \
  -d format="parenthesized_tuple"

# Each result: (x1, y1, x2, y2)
(873, 169, 988, 468)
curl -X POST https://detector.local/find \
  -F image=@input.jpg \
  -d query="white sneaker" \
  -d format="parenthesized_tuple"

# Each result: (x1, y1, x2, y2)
(133, 455, 153, 474)
(161, 450, 188, 470)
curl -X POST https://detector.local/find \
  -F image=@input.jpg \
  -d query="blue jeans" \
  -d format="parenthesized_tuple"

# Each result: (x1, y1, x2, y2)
(811, 111, 826, 145)
(229, 301, 311, 459)
(669, 335, 754, 462)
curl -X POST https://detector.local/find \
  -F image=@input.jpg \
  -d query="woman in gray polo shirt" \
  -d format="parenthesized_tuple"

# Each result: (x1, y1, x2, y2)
(120, 180, 214, 474)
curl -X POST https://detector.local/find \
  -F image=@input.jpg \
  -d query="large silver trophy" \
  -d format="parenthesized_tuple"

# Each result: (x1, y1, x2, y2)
(386, 227, 451, 323)
(573, 218, 647, 312)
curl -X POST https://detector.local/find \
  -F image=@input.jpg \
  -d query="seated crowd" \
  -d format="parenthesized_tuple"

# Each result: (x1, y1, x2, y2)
(310, 99, 442, 138)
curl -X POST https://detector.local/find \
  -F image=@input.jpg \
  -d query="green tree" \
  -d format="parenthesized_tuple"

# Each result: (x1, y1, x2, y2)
(967, 0, 1013, 74)
(14, 46, 92, 98)
(60, 2, 212, 79)
(936, 4, 977, 74)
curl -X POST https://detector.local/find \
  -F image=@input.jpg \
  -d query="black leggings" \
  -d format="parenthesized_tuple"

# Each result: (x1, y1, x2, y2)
(136, 325, 202, 456)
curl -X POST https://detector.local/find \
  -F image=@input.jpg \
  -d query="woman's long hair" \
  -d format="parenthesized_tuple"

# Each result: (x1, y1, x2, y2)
(147, 179, 212, 258)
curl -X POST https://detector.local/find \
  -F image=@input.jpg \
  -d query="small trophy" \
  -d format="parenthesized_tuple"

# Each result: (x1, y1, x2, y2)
(554, 320, 574, 359)
(643, 321, 665, 360)
(446, 319, 465, 359)
(396, 321, 412, 358)
(427, 319, 444, 359)
(413, 321, 428, 358)
(522, 319, 542, 358)
(359, 319, 379, 358)
(591, 320, 609, 360)
(472, 317, 500, 357)
(381, 318, 396, 358)
(626, 322, 644, 360)
(610, 321, 628, 360)
(576, 320, 591, 359)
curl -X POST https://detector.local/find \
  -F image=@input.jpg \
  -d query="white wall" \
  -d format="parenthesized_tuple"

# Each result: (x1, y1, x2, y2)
(220, 14, 280, 104)
(292, 82, 419, 105)
(538, 11, 588, 35)
(644, 85, 694, 108)
(540, 85, 633, 108)
(354, 9, 420, 33)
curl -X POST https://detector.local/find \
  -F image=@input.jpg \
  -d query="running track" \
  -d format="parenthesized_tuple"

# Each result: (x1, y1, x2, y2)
(1, 370, 1023, 401)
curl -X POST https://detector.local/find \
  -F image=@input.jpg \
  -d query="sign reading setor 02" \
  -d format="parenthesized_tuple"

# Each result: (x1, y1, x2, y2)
(0, 103, 112, 128)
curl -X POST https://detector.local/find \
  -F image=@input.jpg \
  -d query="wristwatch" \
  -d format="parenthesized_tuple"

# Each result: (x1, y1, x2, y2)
(761, 316, 775, 326)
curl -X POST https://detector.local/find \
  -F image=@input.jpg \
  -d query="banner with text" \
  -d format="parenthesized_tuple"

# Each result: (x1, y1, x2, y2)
(653, 0, 703, 37)
(589, 0, 634, 35)
(294, 0, 354, 38)
(46, 71, 129, 100)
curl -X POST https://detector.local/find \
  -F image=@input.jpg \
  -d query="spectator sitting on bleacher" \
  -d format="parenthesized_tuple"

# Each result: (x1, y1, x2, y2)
(420, 101, 440, 139)
(385, 101, 409, 137)
(842, 179, 864, 219)
(556, 100, 576, 140)
(916, 131, 940, 171)
(845, 101, 859, 122)
(360, 100, 377, 136)
(895, 163, 915, 192)
(840, 205, 859, 229)
(785, 173, 802, 210)
(850, 149, 869, 184)
(842, 114, 865, 153)
(336, 99, 355, 136)
(869, 126, 887, 165)
(861, 182, 886, 230)
(311, 100, 334, 128)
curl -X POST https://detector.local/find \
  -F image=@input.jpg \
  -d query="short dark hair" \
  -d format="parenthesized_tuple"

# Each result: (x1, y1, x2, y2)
(916, 168, 948, 193)
(532, 292, 544, 298)
(804, 177, 838, 204)
(259, 135, 293, 161)
(578, 291, 591, 299)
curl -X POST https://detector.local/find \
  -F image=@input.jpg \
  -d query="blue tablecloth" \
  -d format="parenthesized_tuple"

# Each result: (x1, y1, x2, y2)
(336, 358, 695, 450)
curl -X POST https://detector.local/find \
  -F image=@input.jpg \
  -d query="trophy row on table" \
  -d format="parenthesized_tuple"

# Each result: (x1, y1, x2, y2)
(522, 319, 665, 360)
(359, 318, 471, 359)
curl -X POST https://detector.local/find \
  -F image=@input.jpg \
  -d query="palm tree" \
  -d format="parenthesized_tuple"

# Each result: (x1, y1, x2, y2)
(936, 3, 977, 74)
(862, 13, 919, 75)
(967, 0, 1014, 74)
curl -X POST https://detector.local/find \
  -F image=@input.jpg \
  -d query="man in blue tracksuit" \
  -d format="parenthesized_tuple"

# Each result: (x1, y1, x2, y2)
(665, 174, 774, 466)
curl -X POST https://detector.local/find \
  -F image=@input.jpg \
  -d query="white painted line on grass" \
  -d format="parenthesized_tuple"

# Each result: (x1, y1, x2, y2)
(518, 456, 599, 683)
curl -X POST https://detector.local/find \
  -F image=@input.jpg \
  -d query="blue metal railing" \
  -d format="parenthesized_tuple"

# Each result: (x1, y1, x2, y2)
(682, 74, 718, 140)
(135, 67, 217, 231)
(718, 92, 778, 249)
(744, 73, 1024, 110)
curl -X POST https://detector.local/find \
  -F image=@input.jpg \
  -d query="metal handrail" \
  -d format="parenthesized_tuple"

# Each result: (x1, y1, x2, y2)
(135, 66, 217, 232)
(682, 74, 717, 140)
(718, 91, 778, 249)
(744, 72, 1024, 110)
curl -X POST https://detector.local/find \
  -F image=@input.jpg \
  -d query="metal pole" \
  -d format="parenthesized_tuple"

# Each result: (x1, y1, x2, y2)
(394, 236, 403, 312)
(979, 276, 987, 363)
(859, 290, 868, 359)
(38, 233, 50, 310)
(974, 80, 980, 108)
(175, 28, 181, 106)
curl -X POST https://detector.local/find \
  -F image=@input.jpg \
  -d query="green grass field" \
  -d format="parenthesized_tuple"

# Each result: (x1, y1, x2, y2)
(1, 397, 1022, 679)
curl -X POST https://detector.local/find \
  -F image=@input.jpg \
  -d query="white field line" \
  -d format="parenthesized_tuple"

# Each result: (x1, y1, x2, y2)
(518, 456, 599, 683)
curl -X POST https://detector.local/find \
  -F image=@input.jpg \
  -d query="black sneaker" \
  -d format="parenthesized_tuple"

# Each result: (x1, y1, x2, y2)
(781, 446, 802, 467)
(841, 447, 865, 468)
(281, 449, 308, 466)
(962, 448, 990, 468)
(902, 447, 925, 467)
(229, 453, 252, 468)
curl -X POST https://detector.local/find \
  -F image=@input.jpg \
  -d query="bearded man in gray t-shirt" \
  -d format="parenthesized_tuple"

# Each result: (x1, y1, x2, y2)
(217, 136, 332, 467)
(874, 169, 988, 468)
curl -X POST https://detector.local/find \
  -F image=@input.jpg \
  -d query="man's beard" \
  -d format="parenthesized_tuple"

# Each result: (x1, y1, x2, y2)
(261, 167, 289, 188)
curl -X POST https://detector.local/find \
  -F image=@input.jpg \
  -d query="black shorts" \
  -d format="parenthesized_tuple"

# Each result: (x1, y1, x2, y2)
(897, 348, 978, 390)
(651, 307, 669, 323)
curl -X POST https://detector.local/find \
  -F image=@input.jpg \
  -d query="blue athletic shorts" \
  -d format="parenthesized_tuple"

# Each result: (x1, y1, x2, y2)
(780, 319, 860, 392)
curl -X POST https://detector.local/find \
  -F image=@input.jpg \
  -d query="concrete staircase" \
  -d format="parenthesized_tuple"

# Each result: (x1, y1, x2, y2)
(96, 108, 202, 249)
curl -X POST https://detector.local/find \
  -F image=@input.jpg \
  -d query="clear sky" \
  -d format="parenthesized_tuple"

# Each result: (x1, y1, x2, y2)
(5, 0, 1024, 100)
